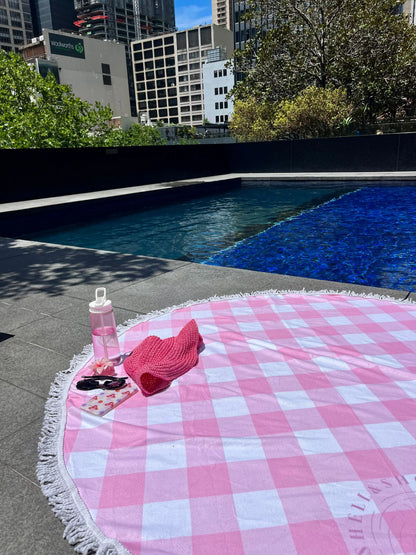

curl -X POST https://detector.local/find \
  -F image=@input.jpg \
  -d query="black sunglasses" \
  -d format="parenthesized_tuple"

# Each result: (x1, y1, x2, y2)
(76, 375, 128, 391)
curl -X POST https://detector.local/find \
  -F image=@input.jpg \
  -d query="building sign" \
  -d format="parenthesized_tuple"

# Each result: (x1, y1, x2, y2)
(49, 33, 85, 59)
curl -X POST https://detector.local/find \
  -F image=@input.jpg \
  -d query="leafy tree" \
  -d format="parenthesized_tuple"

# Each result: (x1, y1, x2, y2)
(273, 86, 352, 139)
(230, 86, 352, 142)
(104, 123, 166, 146)
(0, 50, 113, 148)
(229, 97, 278, 142)
(232, 0, 416, 124)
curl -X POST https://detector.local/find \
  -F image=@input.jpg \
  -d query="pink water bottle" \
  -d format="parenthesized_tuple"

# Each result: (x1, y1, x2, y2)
(89, 287, 121, 363)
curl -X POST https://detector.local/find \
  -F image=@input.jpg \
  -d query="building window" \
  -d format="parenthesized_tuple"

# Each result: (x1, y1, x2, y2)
(200, 26, 211, 45)
(177, 53, 187, 61)
(177, 32, 186, 50)
(188, 29, 198, 48)
(189, 62, 199, 70)
(189, 51, 199, 59)
(102, 63, 111, 86)
(179, 85, 189, 92)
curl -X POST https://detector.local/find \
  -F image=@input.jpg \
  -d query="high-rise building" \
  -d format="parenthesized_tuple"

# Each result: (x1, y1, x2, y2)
(0, 0, 33, 52)
(73, 0, 175, 43)
(131, 24, 233, 125)
(30, 0, 76, 37)
(212, 0, 232, 30)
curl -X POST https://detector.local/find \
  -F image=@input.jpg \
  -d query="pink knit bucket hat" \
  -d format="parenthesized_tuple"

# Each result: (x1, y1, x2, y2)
(124, 319, 203, 396)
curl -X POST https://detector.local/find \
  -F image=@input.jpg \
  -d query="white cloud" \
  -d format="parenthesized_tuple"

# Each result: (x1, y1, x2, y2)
(175, 4, 212, 30)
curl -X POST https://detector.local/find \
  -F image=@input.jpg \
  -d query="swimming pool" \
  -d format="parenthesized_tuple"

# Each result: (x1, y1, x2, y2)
(24, 183, 416, 292)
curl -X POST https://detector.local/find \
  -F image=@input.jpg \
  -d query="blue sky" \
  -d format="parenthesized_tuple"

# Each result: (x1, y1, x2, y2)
(174, 1, 213, 30)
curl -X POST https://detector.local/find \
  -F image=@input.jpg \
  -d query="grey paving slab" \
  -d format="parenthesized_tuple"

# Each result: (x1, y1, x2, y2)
(0, 382, 45, 442)
(1, 463, 74, 555)
(0, 416, 43, 484)
(0, 336, 69, 397)
(0, 300, 45, 333)
(11, 314, 92, 358)
(110, 261, 407, 315)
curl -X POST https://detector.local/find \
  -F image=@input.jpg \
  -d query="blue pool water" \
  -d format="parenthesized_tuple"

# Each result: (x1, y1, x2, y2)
(26, 184, 416, 291)
(206, 186, 416, 291)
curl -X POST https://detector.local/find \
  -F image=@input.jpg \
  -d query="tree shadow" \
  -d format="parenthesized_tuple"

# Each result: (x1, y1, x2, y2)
(0, 237, 182, 300)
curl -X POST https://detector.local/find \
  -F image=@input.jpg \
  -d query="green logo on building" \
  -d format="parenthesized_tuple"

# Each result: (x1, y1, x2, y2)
(49, 33, 85, 59)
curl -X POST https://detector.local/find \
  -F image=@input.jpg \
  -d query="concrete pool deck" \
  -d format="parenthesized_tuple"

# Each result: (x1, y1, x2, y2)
(1, 173, 416, 553)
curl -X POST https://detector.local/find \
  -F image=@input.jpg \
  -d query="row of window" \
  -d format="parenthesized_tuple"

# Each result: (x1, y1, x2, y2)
(133, 36, 174, 51)
(213, 69, 228, 78)
(216, 114, 229, 123)
(178, 62, 200, 72)
(138, 98, 179, 110)
(180, 104, 202, 112)
(134, 49, 174, 61)
(214, 86, 228, 95)
(181, 115, 203, 123)
(180, 94, 202, 102)
(215, 101, 229, 110)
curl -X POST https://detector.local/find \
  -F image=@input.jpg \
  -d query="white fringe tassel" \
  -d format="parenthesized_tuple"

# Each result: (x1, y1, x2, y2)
(36, 288, 415, 554)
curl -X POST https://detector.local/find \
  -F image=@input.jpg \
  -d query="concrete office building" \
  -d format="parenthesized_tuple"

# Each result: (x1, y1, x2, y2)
(0, 0, 33, 52)
(30, 0, 76, 37)
(20, 29, 131, 119)
(203, 47, 233, 124)
(131, 24, 233, 126)
(212, 0, 232, 30)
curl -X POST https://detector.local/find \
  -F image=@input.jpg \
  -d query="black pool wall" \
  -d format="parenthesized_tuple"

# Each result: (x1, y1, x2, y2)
(2, 132, 416, 203)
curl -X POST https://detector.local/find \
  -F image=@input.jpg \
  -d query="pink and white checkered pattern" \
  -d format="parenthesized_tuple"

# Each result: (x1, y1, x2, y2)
(64, 293, 416, 554)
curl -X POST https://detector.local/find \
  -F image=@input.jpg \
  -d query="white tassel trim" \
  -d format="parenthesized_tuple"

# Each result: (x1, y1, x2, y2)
(37, 288, 414, 553)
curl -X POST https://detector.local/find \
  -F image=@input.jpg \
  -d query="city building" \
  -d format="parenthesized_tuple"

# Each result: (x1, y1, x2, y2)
(0, 0, 33, 52)
(131, 24, 233, 125)
(30, 0, 76, 37)
(203, 47, 233, 124)
(402, 0, 416, 23)
(20, 29, 131, 119)
(212, 0, 232, 30)
(73, 0, 175, 43)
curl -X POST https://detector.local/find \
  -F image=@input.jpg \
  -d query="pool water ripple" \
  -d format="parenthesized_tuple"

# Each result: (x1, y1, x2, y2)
(205, 186, 416, 291)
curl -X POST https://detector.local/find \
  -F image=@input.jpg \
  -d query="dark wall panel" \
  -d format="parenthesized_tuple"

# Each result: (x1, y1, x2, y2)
(2, 133, 416, 203)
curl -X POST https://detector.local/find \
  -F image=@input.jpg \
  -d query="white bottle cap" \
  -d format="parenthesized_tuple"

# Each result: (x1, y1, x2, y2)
(89, 287, 112, 313)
